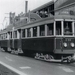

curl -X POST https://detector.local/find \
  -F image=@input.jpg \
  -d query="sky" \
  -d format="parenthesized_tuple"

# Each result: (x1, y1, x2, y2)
(0, 0, 52, 30)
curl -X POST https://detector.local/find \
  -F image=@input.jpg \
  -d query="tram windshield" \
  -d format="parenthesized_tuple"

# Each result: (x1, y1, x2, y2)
(64, 21, 73, 35)
(56, 21, 61, 35)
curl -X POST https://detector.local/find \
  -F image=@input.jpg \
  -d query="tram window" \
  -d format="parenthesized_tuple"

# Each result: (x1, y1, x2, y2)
(1, 35, 3, 40)
(1, 35, 2, 39)
(47, 23, 53, 35)
(4, 33, 7, 39)
(2, 35, 3, 39)
(27, 28, 31, 37)
(10, 32, 12, 39)
(74, 23, 75, 35)
(0, 34, 1, 40)
(33, 27, 37, 37)
(4, 33, 6, 39)
(64, 21, 72, 35)
(2, 34, 3, 39)
(40, 25, 45, 36)
(56, 21, 61, 35)
(2, 34, 4, 39)
(0, 35, 1, 39)
(14, 31, 17, 38)
(3, 34, 5, 39)
(5, 33, 7, 39)
(22, 29, 25, 38)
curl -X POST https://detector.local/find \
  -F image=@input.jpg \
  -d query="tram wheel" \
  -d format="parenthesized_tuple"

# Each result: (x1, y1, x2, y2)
(35, 53, 40, 59)
(67, 56, 72, 63)
(67, 58, 71, 64)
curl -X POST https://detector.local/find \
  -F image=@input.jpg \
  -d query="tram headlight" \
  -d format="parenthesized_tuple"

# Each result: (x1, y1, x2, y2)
(70, 43, 75, 47)
(63, 42, 67, 47)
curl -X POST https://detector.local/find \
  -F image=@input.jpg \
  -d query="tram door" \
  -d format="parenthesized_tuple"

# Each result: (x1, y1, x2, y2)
(55, 38, 64, 53)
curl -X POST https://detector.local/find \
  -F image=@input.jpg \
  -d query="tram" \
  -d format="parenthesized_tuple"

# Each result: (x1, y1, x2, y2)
(0, 0, 75, 62)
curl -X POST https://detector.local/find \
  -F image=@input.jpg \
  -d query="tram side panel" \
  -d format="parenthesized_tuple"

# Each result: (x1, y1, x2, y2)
(0, 40, 8, 51)
(14, 39, 18, 50)
(21, 37, 54, 56)
(10, 39, 18, 50)
(0, 40, 1, 48)
(10, 39, 13, 50)
(7, 40, 11, 52)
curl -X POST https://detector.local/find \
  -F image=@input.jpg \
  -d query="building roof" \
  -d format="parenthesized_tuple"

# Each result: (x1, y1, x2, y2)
(31, 1, 54, 12)
(58, 0, 75, 9)
(0, 12, 42, 33)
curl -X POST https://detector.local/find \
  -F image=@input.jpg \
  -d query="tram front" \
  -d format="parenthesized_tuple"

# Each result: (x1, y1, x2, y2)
(54, 20, 75, 62)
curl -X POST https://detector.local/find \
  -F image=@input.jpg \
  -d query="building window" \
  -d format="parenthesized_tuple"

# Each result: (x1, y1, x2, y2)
(33, 27, 37, 37)
(56, 21, 61, 35)
(47, 23, 53, 35)
(22, 29, 25, 38)
(40, 25, 45, 36)
(27, 28, 31, 37)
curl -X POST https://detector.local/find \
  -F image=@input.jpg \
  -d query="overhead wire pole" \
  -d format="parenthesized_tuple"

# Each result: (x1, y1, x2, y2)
(5, 13, 10, 25)
(11, 12, 15, 52)
(2, 13, 10, 29)
(4, 12, 15, 52)
(0, 23, 4, 30)
(4, 17, 9, 28)
(1, 17, 7, 29)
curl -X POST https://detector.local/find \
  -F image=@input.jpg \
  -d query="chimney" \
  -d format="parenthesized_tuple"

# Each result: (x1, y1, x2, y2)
(25, 1, 28, 13)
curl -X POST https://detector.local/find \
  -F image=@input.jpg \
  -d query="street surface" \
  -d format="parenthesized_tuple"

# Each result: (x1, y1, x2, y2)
(0, 51, 75, 75)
